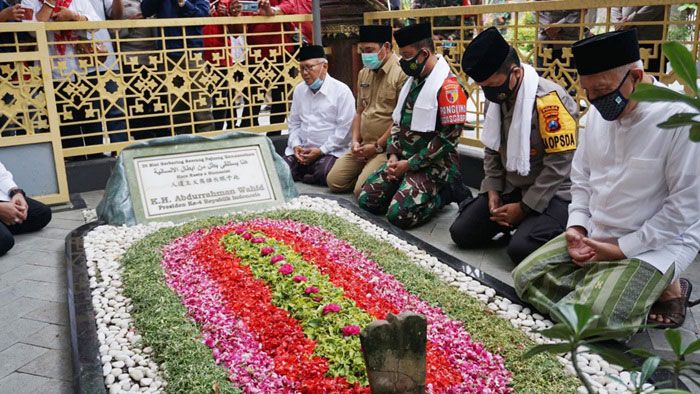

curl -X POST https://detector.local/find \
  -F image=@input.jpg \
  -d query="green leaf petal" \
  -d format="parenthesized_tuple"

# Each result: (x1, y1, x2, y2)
(586, 344, 635, 370)
(663, 41, 698, 95)
(657, 113, 700, 129)
(690, 124, 700, 142)
(630, 348, 657, 359)
(681, 338, 700, 355)
(665, 329, 683, 356)
(582, 327, 636, 341)
(640, 356, 661, 382)
(630, 83, 700, 110)
(523, 343, 573, 358)
(538, 324, 573, 340)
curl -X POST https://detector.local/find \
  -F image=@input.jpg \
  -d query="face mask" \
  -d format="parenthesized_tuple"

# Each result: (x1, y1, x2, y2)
(483, 69, 518, 104)
(308, 77, 323, 91)
(590, 71, 632, 121)
(361, 47, 384, 70)
(400, 50, 426, 78)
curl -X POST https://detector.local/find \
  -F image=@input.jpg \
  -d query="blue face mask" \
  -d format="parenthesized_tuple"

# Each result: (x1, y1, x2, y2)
(308, 77, 324, 91)
(361, 51, 384, 70)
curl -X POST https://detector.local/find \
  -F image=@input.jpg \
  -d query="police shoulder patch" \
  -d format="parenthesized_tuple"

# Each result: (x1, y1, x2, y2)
(536, 91, 577, 154)
(438, 77, 467, 125)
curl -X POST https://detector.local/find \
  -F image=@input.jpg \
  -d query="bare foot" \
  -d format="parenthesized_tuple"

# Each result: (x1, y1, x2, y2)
(649, 280, 683, 324)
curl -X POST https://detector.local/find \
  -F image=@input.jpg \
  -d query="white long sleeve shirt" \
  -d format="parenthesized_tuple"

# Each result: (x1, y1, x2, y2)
(0, 162, 18, 202)
(568, 95, 700, 277)
(285, 75, 355, 158)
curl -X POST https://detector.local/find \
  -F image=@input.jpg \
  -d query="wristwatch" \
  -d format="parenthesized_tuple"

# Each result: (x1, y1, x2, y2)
(9, 188, 25, 198)
(374, 143, 384, 153)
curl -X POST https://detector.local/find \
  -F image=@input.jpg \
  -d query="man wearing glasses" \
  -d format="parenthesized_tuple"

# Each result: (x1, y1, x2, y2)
(284, 45, 355, 186)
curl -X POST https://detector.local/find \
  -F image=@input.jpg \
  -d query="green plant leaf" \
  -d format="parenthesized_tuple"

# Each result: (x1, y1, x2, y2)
(640, 356, 661, 382)
(663, 41, 698, 95)
(630, 348, 657, 359)
(586, 343, 636, 370)
(631, 83, 700, 110)
(537, 324, 573, 340)
(523, 343, 573, 359)
(657, 113, 700, 129)
(582, 327, 636, 341)
(682, 338, 700, 355)
(690, 124, 700, 142)
(651, 390, 693, 394)
(665, 329, 683, 356)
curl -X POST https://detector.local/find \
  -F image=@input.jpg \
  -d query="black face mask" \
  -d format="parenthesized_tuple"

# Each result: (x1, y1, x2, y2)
(590, 70, 632, 121)
(483, 69, 518, 104)
(400, 50, 427, 78)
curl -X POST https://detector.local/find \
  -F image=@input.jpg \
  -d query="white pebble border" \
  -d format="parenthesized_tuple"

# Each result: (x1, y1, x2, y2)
(81, 196, 653, 393)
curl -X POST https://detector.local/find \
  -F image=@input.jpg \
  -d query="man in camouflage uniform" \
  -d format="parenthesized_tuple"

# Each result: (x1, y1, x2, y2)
(358, 23, 467, 229)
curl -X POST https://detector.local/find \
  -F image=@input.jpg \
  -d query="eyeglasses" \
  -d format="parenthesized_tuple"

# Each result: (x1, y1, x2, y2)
(300, 62, 324, 73)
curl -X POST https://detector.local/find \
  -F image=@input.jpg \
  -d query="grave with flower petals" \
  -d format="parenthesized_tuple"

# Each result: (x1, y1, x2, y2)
(75, 197, 588, 393)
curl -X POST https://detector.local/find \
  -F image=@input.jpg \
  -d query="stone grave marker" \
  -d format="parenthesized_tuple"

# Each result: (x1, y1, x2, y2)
(360, 312, 427, 394)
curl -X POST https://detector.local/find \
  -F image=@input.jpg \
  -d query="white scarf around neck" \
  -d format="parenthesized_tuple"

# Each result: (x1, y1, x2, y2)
(392, 55, 451, 133)
(480, 63, 539, 176)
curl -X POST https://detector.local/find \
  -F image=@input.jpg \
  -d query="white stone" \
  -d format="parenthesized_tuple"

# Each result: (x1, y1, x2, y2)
(141, 378, 153, 386)
(110, 368, 122, 377)
(103, 363, 112, 376)
(129, 368, 144, 381)
(508, 304, 523, 313)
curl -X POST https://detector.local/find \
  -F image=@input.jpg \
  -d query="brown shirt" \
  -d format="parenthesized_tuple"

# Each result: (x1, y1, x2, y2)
(357, 54, 407, 144)
(481, 77, 579, 213)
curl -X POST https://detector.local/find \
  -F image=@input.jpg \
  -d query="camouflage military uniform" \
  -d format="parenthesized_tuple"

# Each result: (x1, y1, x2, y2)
(358, 73, 466, 229)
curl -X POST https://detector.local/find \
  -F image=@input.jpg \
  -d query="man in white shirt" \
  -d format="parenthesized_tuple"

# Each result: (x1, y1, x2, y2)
(284, 45, 355, 186)
(513, 29, 700, 330)
(0, 162, 52, 256)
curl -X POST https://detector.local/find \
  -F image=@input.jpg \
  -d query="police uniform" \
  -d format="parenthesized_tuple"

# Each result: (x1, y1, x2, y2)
(326, 25, 407, 196)
(358, 23, 467, 229)
(450, 27, 578, 264)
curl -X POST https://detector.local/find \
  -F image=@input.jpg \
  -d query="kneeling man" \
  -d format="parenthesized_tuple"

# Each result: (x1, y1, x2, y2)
(513, 29, 700, 330)
(451, 27, 578, 264)
(358, 23, 467, 229)
(284, 45, 355, 186)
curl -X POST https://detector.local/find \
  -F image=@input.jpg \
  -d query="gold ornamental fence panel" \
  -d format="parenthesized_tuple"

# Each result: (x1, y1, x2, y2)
(0, 14, 311, 162)
(365, 0, 699, 147)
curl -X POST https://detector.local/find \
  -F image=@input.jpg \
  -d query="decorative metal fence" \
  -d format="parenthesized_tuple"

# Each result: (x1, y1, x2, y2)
(365, 0, 698, 147)
(0, 14, 311, 161)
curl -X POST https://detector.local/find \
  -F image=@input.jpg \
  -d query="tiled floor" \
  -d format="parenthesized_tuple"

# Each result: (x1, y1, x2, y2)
(0, 186, 698, 393)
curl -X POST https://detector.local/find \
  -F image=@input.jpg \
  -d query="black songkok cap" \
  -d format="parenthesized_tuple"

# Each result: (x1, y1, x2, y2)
(573, 29, 640, 76)
(297, 45, 326, 61)
(461, 27, 511, 82)
(393, 22, 432, 48)
(359, 25, 393, 44)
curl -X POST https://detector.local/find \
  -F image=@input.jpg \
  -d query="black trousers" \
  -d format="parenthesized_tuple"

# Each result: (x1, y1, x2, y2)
(0, 197, 52, 256)
(449, 191, 569, 264)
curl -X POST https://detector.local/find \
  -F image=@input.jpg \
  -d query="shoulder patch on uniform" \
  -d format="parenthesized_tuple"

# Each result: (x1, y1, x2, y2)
(536, 91, 577, 154)
(438, 77, 467, 125)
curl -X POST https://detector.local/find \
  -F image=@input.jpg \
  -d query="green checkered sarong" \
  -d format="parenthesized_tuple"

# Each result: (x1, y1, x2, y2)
(513, 234, 674, 329)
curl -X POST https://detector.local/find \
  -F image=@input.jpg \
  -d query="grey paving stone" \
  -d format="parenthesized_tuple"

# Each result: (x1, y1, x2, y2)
(22, 301, 68, 326)
(17, 348, 72, 381)
(23, 323, 70, 351)
(0, 281, 21, 304)
(34, 378, 73, 394)
(16, 250, 64, 269)
(0, 265, 63, 289)
(0, 256, 28, 276)
(0, 343, 49, 379)
(0, 372, 51, 394)
(11, 237, 64, 254)
(0, 318, 49, 352)
(46, 218, 85, 231)
(0, 297, 47, 329)
(16, 280, 66, 303)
